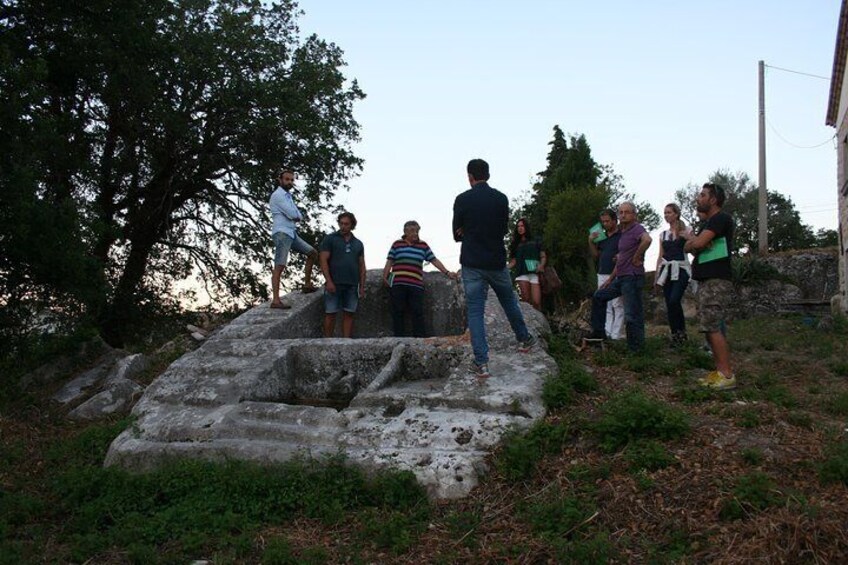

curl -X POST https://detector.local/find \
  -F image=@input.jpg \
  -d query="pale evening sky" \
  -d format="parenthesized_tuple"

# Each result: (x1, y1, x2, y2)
(295, 1, 841, 271)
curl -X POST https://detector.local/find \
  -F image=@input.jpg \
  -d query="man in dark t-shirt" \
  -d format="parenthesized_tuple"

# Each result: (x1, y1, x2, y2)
(319, 211, 366, 338)
(588, 209, 624, 340)
(685, 182, 735, 390)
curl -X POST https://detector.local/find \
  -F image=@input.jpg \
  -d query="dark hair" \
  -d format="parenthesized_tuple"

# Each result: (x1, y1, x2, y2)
(466, 159, 490, 181)
(509, 217, 533, 257)
(337, 211, 357, 229)
(703, 182, 726, 207)
(277, 168, 294, 178)
(599, 208, 617, 222)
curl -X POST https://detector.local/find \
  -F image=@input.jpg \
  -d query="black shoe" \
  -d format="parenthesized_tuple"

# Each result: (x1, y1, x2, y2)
(586, 330, 606, 341)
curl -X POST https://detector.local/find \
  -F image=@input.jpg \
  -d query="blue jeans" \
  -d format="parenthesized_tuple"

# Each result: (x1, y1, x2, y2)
(462, 267, 531, 365)
(663, 270, 689, 336)
(591, 274, 645, 351)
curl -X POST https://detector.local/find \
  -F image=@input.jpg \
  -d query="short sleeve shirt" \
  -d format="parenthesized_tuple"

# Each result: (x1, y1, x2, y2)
(513, 240, 543, 276)
(320, 231, 364, 286)
(615, 223, 647, 277)
(596, 232, 620, 275)
(386, 239, 436, 289)
(692, 212, 734, 281)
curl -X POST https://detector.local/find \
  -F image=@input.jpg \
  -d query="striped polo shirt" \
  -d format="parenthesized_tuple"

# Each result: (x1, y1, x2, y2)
(386, 239, 437, 289)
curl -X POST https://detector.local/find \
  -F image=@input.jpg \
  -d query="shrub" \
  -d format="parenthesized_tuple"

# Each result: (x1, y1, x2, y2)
(591, 390, 690, 452)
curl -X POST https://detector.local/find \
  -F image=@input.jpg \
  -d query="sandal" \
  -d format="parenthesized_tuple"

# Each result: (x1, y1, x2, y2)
(270, 301, 291, 309)
(301, 284, 318, 294)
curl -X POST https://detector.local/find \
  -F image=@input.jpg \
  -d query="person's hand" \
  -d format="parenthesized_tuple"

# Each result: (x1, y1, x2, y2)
(454, 227, 464, 239)
(654, 283, 662, 295)
(446, 271, 458, 281)
(600, 277, 612, 289)
(589, 231, 600, 242)
(383, 276, 390, 288)
(325, 281, 336, 294)
(359, 286, 366, 299)
(632, 255, 644, 267)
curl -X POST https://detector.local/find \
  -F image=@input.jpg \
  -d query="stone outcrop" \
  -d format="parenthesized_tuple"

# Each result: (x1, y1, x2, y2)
(105, 270, 555, 499)
(54, 351, 150, 421)
(762, 248, 839, 302)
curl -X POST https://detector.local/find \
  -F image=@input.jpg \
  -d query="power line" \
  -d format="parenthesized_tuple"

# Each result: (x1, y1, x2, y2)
(765, 115, 835, 149)
(764, 64, 830, 81)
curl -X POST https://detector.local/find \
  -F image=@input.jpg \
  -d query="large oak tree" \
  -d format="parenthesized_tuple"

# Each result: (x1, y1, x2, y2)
(0, 0, 364, 346)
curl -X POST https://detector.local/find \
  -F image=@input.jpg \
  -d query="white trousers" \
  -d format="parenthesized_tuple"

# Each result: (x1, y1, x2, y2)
(597, 274, 625, 340)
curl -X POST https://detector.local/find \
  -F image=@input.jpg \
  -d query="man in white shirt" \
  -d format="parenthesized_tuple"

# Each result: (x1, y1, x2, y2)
(269, 169, 318, 308)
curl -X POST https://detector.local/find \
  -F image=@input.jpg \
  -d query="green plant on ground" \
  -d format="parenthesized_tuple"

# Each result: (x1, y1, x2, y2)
(591, 389, 690, 452)
(740, 448, 765, 466)
(522, 490, 595, 539)
(786, 411, 813, 429)
(494, 421, 572, 482)
(624, 440, 676, 472)
(551, 531, 615, 563)
(829, 360, 848, 378)
(819, 439, 848, 486)
(825, 392, 848, 417)
(360, 508, 428, 554)
(735, 408, 761, 428)
(444, 509, 482, 549)
(643, 527, 694, 564)
(719, 472, 783, 521)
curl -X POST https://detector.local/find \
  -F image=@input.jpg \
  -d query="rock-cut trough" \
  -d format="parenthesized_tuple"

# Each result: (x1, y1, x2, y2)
(105, 270, 557, 498)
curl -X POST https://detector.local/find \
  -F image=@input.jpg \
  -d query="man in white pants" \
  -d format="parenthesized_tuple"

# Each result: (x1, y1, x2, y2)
(588, 209, 625, 340)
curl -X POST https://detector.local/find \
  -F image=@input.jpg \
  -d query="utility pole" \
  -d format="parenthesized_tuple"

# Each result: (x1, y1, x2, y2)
(758, 60, 769, 255)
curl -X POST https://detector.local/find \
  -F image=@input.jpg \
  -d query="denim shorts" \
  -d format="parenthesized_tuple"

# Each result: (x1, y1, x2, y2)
(324, 284, 359, 313)
(273, 232, 315, 266)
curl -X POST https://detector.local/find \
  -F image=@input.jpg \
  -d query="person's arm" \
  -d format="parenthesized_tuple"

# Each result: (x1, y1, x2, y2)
(452, 197, 464, 241)
(684, 228, 716, 253)
(655, 234, 663, 275)
(319, 250, 335, 294)
(601, 264, 617, 288)
(631, 232, 652, 267)
(537, 250, 547, 273)
(382, 259, 393, 287)
(275, 192, 301, 221)
(358, 253, 367, 298)
(430, 258, 457, 280)
(588, 232, 600, 258)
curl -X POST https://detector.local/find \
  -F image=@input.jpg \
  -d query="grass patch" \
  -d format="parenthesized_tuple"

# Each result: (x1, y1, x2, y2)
(825, 392, 848, 417)
(7, 439, 428, 564)
(591, 389, 690, 452)
(719, 472, 783, 521)
(624, 440, 676, 472)
(494, 420, 572, 482)
(740, 448, 765, 466)
(522, 490, 596, 539)
(819, 439, 848, 486)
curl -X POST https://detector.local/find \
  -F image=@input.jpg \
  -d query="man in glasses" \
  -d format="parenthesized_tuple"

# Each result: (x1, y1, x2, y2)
(685, 183, 736, 389)
(588, 201, 652, 351)
(319, 211, 366, 338)
(269, 169, 319, 309)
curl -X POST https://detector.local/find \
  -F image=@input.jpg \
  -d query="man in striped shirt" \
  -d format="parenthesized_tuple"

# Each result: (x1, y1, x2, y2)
(383, 221, 456, 337)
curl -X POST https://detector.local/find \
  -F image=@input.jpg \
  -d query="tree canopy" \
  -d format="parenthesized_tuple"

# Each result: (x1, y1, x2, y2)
(515, 126, 658, 304)
(0, 0, 364, 346)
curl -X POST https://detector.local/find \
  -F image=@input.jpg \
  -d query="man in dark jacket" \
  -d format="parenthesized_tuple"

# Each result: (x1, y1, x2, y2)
(452, 159, 536, 378)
